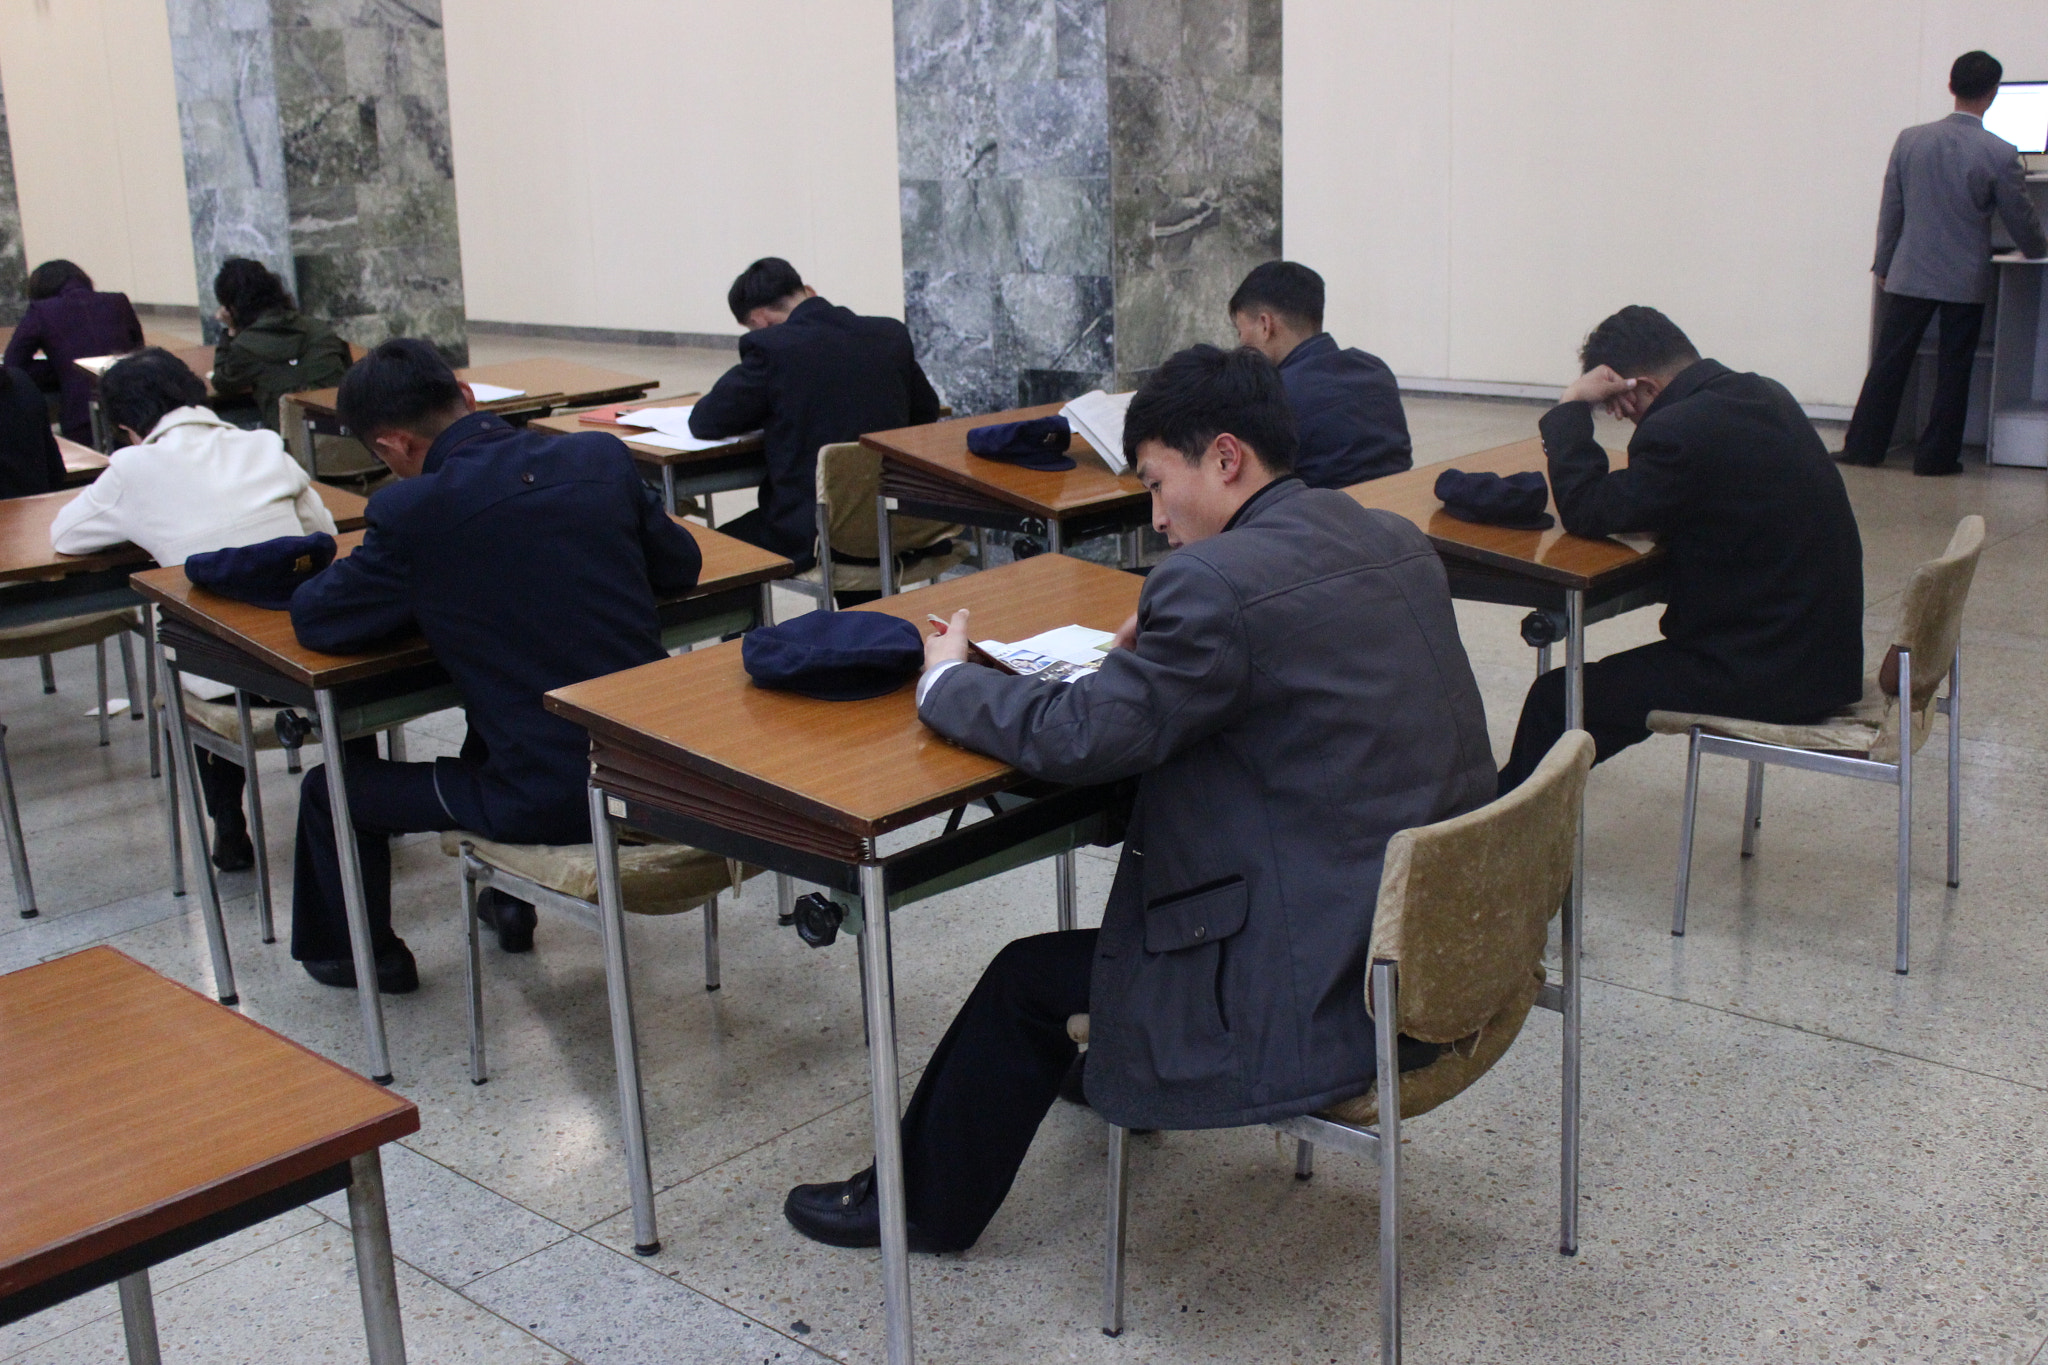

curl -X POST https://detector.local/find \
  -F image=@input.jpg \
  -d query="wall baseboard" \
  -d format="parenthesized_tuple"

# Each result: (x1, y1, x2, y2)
(1398, 374, 1852, 424)
(466, 318, 740, 351)
(134, 303, 200, 320)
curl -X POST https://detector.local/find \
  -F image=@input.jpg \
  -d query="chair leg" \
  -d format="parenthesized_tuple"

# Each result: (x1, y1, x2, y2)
(703, 892, 721, 991)
(1895, 649, 1913, 976)
(463, 852, 487, 1085)
(1294, 1138, 1314, 1181)
(161, 707, 185, 898)
(1374, 959, 1403, 1365)
(1946, 645, 1961, 889)
(143, 615, 160, 778)
(117, 1269, 161, 1365)
(1739, 761, 1764, 858)
(119, 626, 141, 722)
(384, 725, 406, 762)
(37, 653, 54, 694)
(1672, 728, 1703, 936)
(237, 693, 274, 943)
(1102, 1122, 1130, 1337)
(0, 725, 37, 918)
(95, 640, 110, 746)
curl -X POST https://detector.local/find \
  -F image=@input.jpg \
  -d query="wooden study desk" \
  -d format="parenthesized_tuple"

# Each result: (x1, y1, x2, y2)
(528, 392, 765, 520)
(132, 522, 791, 1084)
(58, 434, 108, 485)
(0, 946, 417, 1362)
(863, 402, 1150, 591)
(546, 553, 1141, 1365)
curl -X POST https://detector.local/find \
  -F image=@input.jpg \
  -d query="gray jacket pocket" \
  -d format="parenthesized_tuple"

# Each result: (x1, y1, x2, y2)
(1142, 877, 1248, 953)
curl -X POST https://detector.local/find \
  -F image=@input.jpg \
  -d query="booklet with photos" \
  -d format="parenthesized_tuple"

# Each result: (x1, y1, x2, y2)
(974, 624, 1117, 684)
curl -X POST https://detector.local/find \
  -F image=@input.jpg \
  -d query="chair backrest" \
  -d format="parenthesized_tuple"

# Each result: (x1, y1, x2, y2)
(1366, 731, 1593, 1046)
(817, 442, 960, 559)
(1891, 514, 1984, 710)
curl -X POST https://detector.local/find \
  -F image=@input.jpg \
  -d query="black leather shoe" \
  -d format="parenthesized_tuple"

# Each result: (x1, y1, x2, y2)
(783, 1167, 958, 1252)
(1913, 462, 1963, 477)
(301, 942, 420, 994)
(211, 824, 255, 873)
(476, 889, 536, 953)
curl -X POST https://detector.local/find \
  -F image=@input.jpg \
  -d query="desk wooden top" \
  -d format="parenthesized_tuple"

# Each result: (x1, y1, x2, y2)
(57, 436, 106, 481)
(1347, 437, 1657, 591)
(547, 554, 1143, 843)
(863, 402, 1148, 520)
(0, 947, 416, 1300)
(0, 482, 368, 586)
(288, 358, 659, 421)
(528, 392, 764, 467)
(133, 520, 790, 691)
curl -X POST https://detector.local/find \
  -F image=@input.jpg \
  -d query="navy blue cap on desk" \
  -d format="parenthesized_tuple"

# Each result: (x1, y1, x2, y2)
(1433, 468, 1556, 532)
(184, 532, 338, 610)
(742, 611, 926, 701)
(965, 415, 1076, 472)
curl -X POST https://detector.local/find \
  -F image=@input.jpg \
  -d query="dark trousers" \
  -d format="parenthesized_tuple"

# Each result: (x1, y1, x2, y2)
(290, 737, 453, 961)
(194, 751, 247, 834)
(717, 507, 817, 574)
(1840, 293, 1984, 473)
(900, 929, 1096, 1250)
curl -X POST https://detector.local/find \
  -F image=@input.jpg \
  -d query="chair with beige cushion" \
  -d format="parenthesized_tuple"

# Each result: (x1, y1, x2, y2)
(1087, 730, 1594, 1363)
(1651, 514, 1982, 975)
(445, 831, 757, 1084)
(777, 443, 970, 617)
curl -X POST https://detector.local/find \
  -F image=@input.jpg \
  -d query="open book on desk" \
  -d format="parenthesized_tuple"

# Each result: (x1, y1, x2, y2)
(1058, 390, 1135, 474)
(974, 624, 1117, 684)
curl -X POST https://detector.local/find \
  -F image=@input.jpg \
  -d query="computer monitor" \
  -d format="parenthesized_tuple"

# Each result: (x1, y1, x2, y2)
(1985, 80, 2048, 155)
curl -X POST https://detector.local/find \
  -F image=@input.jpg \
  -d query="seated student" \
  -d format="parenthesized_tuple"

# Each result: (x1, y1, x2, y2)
(1228, 260, 1411, 487)
(209, 258, 353, 432)
(688, 257, 940, 570)
(51, 347, 339, 870)
(0, 366, 66, 499)
(4, 259, 144, 444)
(782, 345, 1494, 1254)
(1495, 306, 1865, 793)
(287, 339, 703, 992)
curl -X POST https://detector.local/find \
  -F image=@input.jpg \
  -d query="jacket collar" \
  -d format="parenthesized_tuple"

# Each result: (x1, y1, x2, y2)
(1277, 332, 1337, 370)
(785, 294, 833, 326)
(1224, 475, 1302, 532)
(1946, 110, 1983, 124)
(423, 410, 512, 474)
(1641, 358, 1730, 422)
(141, 406, 237, 442)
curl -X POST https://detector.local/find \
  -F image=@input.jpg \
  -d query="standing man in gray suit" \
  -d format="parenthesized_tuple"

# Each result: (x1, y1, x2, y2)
(780, 345, 1496, 1254)
(1841, 50, 2048, 475)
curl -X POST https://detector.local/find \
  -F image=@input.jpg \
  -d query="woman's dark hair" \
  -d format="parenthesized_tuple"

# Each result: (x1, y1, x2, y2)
(26, 260, 91, 302)
(100, 348, 208, 440)
(727, 257, 807, 324)
(1950, 50, 2002, 101)
(1122, 344, 1297, 474)
(1578, 305, 1700, 378)
(1228, 260, 1325, 331)
(336, 337, 465, 439)
(213, 258, 295, 330)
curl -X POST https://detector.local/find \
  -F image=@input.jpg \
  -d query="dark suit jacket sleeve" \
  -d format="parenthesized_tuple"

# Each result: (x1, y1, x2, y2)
(635, 468, 703, 594)
(1873, 138, 1905, 277)
(35, 420, 61, 493)
(1540, 400, 1688, 538)
(688, 344, 773, 439)
(901, 333, 941, 425)
(917, 555, 1249, 786)
(116, 295, 143, 350)
(210, 336, 258, 400)
(2, 310, 40, 373)
(1993, 151, 2048, 260)
(289, 507, 417, 653)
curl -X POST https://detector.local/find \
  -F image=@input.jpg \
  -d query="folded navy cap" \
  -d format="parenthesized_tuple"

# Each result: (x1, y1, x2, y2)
(1433, 469, 1555, 532)
(966, 415, 1076, 471)
(184, 532, 337, 610)
(742, 611, 926, 701)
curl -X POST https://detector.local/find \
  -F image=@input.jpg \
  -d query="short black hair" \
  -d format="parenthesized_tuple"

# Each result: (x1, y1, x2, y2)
(336, 338, 466, 439)
(1950, 50, 2002, 101)
(213, 258, 294, 330)
(727, 257, 806, 324)
(1227, 260, 1325, 331)
(26, 260, 90, 301)
(1122, 344, 1297, 474)
(1578, 306, 1700, 378)
(100, 347, 207, 440)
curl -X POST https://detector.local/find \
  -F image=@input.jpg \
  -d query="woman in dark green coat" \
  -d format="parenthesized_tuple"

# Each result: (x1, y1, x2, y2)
(210, 258, 352, 431)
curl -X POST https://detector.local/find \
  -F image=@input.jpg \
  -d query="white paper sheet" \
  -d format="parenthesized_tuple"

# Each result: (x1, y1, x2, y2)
(613, 405, 699, 436)
(1058, 389, 1136, 474)
(976, 624, 1117, 683)
(614, 428, 755, 453)
(466, 382, 526, 402)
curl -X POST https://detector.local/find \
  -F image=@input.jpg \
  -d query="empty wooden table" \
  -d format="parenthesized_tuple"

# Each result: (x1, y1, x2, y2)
(528, 392, 765, 520)
(546, 553, 1142, 1365)
(863, 403, 1150, 591)
(132, 523, 791, 1083)
(0, 946, 418, 1363)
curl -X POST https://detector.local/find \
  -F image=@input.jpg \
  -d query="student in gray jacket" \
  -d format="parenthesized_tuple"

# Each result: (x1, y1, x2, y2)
(782, 345, 1495, 1254)
(1840, 50, 2048, 475)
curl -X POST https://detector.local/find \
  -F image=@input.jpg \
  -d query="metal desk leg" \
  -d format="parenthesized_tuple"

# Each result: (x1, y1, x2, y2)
(37, 654, 53, 693)
(877, 494, 898, 597)
(143, 609, 161, 779)
(347, 1149, 408, 1365)
(1055, 850, 1077, 932)
(160, 703, 185, 899)
(0, 725, 35, 918)
(298, 412, 320, 477)
(160, 648, 236, 1005)
(314, 689, 392, 1084)
(859, 861, 914, 1365)
(661, 464, 679, 518)
(236, 691, 275, 943)
(1559, 586, 1584, 1256)
(117, 1268, 161, 1365)
(118, 626, 141, 721)
(384, 726, 407, 762)
(1046, 519, 1064, 555)
(590, 786, 661, 1254)
(759, 581, 775, 631)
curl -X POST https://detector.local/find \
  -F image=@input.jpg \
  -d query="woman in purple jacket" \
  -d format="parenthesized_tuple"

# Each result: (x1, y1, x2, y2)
(4, 260, 144, 443)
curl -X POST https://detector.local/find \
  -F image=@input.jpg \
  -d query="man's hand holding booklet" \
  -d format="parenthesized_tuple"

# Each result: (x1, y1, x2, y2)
(924, 610, 1135, 684)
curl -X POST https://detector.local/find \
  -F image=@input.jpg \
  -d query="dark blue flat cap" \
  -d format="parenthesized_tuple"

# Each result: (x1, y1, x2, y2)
(966, 415, 1076, 471)
(742, 611, 926, 701)
(1434, 468, 1555, 532)
(184, 532, 338, 610)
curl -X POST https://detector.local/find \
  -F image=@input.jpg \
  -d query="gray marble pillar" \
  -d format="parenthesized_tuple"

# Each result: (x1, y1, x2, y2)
(896, 0, 1277, 417)
(166, 0, 467, 363)
(0, 70, 27, 326)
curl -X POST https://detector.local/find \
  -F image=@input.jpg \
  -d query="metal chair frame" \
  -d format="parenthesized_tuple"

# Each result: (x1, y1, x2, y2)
(157, 688, 304, 942)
